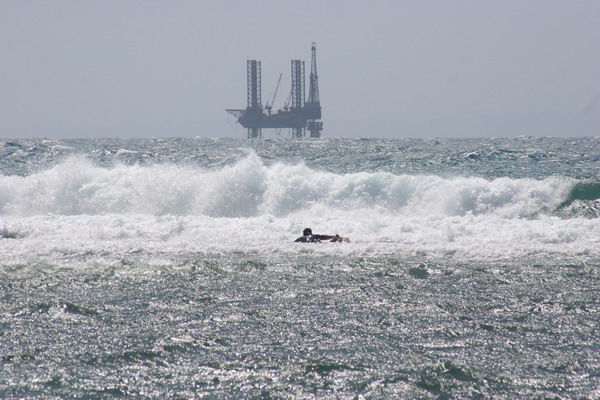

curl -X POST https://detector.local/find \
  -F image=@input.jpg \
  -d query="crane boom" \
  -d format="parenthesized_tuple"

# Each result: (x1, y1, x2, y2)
(265, 73, 283, 114)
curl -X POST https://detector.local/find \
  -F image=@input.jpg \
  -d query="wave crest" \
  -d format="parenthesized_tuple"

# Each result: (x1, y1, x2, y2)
(0, 153, 590, 218)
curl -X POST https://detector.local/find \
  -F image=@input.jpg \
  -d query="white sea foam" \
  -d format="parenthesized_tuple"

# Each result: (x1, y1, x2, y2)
(0, 153, 577, 217)
(1, 153, 598, 265)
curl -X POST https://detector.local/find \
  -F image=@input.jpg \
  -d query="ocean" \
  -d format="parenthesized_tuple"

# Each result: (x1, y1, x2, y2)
(1, 137, 599, 399)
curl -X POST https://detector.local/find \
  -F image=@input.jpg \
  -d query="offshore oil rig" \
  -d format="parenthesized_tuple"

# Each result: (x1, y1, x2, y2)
(226, 43, 322, 138)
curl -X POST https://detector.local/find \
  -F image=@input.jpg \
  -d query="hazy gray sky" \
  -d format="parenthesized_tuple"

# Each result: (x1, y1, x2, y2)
(2, 0, 599, 138)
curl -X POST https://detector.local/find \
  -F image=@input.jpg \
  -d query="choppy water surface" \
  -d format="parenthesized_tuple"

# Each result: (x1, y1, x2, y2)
(1, 137, 599, 398)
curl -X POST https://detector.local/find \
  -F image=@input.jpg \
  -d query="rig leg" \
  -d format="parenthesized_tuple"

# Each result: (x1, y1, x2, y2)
(248, 128, 262, 139)
(291, 128, 305, 138)
(307, 121, 323, 138)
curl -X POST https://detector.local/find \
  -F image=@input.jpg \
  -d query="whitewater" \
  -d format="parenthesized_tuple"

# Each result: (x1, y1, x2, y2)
(1, 137, 599, 399)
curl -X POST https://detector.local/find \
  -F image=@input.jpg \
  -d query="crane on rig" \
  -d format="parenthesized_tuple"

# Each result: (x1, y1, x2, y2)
(226, 42, 323, 138)
(265, 73, 283, 116)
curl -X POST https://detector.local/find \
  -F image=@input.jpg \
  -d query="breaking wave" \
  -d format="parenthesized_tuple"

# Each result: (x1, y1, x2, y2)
(0, 153, 596, 219)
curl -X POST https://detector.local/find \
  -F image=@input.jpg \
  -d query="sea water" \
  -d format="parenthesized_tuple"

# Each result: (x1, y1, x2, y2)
(0, 137, 599, 399)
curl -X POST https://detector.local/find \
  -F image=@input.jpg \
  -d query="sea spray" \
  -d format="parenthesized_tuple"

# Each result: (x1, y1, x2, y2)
(0, 153, 584, 218)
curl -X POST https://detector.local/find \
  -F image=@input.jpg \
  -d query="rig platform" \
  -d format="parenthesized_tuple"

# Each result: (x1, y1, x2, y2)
(226, 43, 323, 138)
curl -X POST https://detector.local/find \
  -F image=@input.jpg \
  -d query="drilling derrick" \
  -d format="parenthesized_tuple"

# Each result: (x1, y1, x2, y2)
(226, 43, 323, 139)
(306, 42, 323, 137)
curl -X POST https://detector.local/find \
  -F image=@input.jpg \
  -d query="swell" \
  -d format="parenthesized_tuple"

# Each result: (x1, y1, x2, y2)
(558, 182, 600, 205)
(0, 154, 588, 218)
(555, 181, 600, 218)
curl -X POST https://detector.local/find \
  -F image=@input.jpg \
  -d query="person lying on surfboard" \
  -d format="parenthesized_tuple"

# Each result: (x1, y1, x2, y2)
(294, 228, 349, 243)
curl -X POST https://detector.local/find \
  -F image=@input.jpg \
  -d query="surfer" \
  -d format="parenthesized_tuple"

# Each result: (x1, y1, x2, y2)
(294, 228, 349, 243)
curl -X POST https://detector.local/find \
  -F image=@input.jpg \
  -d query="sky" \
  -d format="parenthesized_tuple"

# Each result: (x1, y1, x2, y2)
(1, 0, 599, 139)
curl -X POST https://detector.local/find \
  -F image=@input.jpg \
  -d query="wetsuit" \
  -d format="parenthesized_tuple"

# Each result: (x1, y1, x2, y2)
(294, 234, 335, 243)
